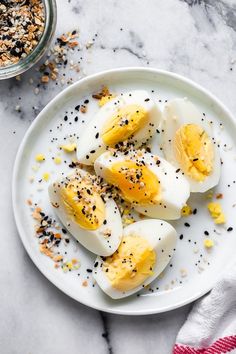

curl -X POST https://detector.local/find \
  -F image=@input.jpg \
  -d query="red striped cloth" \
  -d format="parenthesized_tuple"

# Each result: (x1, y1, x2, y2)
(173, 262, 236, 354)
(174, 335, 236, 353)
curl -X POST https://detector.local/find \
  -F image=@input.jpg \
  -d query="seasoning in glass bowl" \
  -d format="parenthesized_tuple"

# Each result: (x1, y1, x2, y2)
(0, 0, 45, 67)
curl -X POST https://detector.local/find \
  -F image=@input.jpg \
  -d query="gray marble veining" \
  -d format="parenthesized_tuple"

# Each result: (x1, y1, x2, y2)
(1, 0, 236, 353)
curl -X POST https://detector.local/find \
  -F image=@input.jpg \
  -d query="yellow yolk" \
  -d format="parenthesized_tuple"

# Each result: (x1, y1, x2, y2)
(104, 160, 160, 204)
(204, 239, 214, 248)
(54, 156, 62, 164)
(103, 235, 156, 291)
(207, 202, 226, 224)
(173, 124, 214, 182)
(42, 172, 50, 181)
(61, 143, 77, 153)
(181, 204, 192, 216)
(123, 217, 135, 225)
(101, 105, 148, 146)
(35, 153, 45, 162)
(99, 95, 116, 107)
(60, 180, 105, 230)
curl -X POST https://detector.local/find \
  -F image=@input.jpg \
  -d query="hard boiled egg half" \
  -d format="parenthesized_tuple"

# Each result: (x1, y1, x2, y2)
(162, 98, 221, 193)
(93, 219, 177, 299)
(94, 150, 190, 220)
(48, 168, 122, 256)
(77, 90, 162, 165)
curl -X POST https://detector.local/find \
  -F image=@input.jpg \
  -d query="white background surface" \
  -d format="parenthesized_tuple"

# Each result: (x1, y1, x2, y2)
(1, 0, 236, 353)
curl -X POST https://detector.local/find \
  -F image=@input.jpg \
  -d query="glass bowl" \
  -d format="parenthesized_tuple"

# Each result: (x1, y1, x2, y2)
(0, 0, 57, 80)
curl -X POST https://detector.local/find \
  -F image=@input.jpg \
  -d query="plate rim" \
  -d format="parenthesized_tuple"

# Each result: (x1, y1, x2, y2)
(12, 67, 236, 315)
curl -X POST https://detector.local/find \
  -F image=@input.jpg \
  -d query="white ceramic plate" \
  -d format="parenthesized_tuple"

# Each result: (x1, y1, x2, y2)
(12, 68, 236, 315)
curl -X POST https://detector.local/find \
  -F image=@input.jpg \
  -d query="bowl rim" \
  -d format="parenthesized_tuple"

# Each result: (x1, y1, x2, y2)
(12, 67, 236, 315)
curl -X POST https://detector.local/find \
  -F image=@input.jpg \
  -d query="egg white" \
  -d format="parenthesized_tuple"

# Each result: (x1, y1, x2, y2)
(94, 151, 190, 220)
(76, 90, 162, 165)
(93, 219, 177, 299)
(48, 169, 122, 256)
(161, 98, 221, 193)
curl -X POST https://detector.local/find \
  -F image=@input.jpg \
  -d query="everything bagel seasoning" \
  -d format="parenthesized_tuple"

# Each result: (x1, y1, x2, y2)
(0, 0, 45, 67)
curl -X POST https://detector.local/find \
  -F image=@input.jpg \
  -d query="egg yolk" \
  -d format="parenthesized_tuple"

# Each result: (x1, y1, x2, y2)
(99, 95, 116, 107)
(103, 235, 156, 291)
(101, 105, 148, 146)
(60, 180, 105, 230)
(104, 160, 160, 204)
(207, 202, 226, 224)
(173, 124, 214, 182)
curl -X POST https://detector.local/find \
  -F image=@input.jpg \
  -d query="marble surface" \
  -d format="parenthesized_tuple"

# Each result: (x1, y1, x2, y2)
(1, 0, 236, 353)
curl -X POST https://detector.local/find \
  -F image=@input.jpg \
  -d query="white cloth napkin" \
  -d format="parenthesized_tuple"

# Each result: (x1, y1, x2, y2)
(173, 261, 236, 353)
